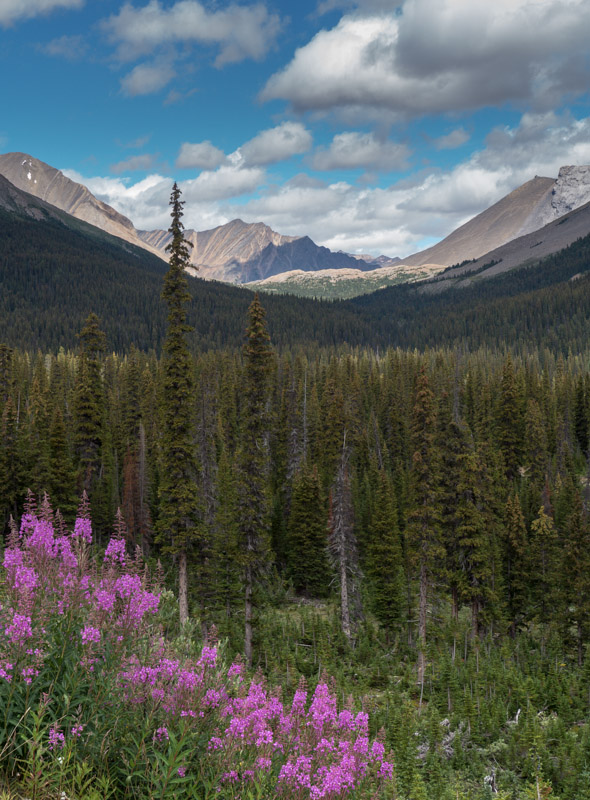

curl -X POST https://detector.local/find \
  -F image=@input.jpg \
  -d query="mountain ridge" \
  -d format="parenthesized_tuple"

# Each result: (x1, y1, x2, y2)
(0, 152, 393, 283)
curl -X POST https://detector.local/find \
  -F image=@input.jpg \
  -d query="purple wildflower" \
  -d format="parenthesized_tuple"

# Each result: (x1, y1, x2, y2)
(48, 726, 65, 751)
(81, 625, 101, 645)
(72, 517, 92, 544)
(104, 537, 126, 565)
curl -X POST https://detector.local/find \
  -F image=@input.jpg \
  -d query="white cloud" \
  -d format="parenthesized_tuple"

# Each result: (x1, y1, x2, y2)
(182, 164, 266, 202)
(262, 0, 590, 116)
(0, 0, 83, 26)
(311, 132, 410, 171)
(103, 0, 282, 67)
(64, 112, 590, 257)
(176, 141, 227, 170)
(110, 154, 157, 173)
(120, 61, 176, 95)
(433, 128, 470, 151)
(240, 122, 313, 166)
(62, 170, 173, 230)
(63, 163, 266, 229)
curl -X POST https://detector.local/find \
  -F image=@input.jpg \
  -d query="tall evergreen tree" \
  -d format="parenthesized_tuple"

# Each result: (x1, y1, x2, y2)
(560, 492, 590, 665)
(503, 492, 528, 636)
(496, 355, 524, 481)
(528, 501, 558, 628)
(157, 182, 201, 627)
(288, 464, 329, 597)
(328, 435, 362, 644)
(237, 293, 274, 665)
(73, 313, 106, 492)
(455, 445, 499, 637)
(406, 365, 443, 687)
(366, 469, 405, 639)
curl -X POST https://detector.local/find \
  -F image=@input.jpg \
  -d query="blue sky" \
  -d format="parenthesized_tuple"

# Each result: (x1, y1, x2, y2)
(1, 0, 590, 257)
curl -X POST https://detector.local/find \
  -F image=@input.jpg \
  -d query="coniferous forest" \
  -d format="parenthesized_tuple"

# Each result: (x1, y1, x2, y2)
(3, 193, 590, 798)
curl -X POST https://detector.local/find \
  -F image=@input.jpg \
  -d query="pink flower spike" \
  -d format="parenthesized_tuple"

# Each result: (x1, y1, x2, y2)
(73, 517, 92, 544)
(80, 625, 101, 645)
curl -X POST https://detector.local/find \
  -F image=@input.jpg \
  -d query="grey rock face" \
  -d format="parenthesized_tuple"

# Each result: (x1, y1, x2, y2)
(552, 165, 590, 216)
(517, 165, 590, 236)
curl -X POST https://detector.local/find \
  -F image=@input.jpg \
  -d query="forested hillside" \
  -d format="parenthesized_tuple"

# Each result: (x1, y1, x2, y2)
(2, 200, 590, 354)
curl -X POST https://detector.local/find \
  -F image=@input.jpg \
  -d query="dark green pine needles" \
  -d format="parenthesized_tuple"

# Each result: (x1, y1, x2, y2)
(157, 183, 202, 627)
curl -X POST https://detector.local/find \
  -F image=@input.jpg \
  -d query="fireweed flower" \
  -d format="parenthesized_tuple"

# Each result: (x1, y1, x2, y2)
(48, 726, 65, 751)
(227, 661, 243, 681)
(153, 727, 169, 743)
(370, 740, 385, 761)
(104, 537, 126, 565)
(5, 613, 33, 645)
(1, 505, 395, 800)
(72, 517, 92, 544)
(21, 666, 39, 684)
(81, 625, 101, 645)
(27, 520, 57, 559)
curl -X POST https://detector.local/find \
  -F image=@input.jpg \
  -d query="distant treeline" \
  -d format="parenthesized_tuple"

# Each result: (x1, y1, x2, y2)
(2, 205, 590, 353)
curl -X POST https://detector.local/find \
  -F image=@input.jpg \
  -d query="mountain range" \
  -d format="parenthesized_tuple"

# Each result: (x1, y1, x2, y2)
(0, 153, 390, 283)
(1, 151, 590, 299)
(1, 156, 590, 357)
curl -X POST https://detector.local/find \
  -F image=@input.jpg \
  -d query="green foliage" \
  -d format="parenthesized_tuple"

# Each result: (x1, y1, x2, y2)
(287, 464, 330, 597)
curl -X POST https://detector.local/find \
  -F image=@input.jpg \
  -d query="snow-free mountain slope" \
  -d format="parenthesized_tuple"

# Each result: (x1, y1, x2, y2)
(404, 166, 590, 268)
(403, 176, 556, 267)
(0, 152, 390, 283)
(424, 198, 590, 289)
(0, 152, 164, 259)
(140, 220, 372, 282)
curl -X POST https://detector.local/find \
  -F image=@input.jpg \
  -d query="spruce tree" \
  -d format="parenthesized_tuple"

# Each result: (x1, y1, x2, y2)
(48, 406, 77, 520)
(73, 313, 106, 492)
(560, 492, 590, 665)
(496, 355, 524, 481)
(455, 445, 499, 637)
(328, 436, 362, 644)
(366, 469, 405, 639)
(157, 182, 201, 627)
(503, 492, 528, 636)
(406, 364, 443, 686)
(288, 464, 329, 597)
(528, 501, 558, 628)
(237, 293, 274, 665)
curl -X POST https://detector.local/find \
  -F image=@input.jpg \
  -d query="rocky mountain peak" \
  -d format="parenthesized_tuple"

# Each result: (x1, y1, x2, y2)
(0, 152, 163, 258)
(552, 165, 590, 217)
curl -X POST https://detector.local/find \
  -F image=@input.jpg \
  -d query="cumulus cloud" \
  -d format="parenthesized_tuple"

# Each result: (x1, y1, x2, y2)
(63, 162, 266, 229)
(262, 0, 590, 116)
(311, 132, 410, 171)
(0, 0, 83, 26)
(182, 164, 266, 202)
(102, 0, 282, 67)
(62, 170, 173, 230)
(433, 128, 470, 151)
(120, 61, 176, 95)
(239, 122, 313, 166)
(64, 112, 590, 257)
(176, 141, 227, 170)
(110, 154, 157, 174)
(40, 34, 87, 59)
